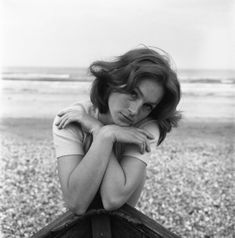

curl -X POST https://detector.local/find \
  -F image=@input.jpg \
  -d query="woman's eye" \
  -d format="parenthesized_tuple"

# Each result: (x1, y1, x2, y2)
(144, 104, 153, 111)
(130, 90, 138, 99)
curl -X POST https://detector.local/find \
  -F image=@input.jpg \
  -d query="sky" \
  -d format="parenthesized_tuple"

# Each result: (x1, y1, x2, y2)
(1, 0, 235, 69)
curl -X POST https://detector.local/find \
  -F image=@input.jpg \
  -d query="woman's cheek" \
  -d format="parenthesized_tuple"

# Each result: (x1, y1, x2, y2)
(140, 110, 150, 121)
(122, 97, 131, 109)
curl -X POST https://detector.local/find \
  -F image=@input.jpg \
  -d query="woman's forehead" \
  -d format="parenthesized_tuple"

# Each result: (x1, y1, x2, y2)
(137, 79, 164, 104)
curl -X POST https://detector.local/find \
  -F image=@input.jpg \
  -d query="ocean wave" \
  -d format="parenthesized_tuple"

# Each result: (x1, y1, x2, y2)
(3, 72, 70, 79)
(179, 77, 235, 84)
(2, 68, 235, 84)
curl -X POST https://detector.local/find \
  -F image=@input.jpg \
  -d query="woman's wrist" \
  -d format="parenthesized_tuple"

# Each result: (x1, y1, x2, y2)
(96, 125, 116, 143)
(90, 124, 103, 137)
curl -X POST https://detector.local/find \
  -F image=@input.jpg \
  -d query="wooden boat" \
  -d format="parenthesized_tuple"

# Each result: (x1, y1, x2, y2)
(31, 193, 181, 238)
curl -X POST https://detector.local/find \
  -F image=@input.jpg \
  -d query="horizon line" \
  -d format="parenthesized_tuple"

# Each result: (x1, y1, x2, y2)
(1, 66, 235, 71)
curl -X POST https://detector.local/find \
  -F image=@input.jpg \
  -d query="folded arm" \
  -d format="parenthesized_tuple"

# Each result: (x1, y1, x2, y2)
(54, 104, 158, 213)
(100, 123, 159, 210)
(55, 124, 114, 215)
(100, 150, 147, 210)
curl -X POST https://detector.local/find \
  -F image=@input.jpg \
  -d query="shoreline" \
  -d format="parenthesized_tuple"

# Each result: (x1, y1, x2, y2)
(2, 77, 235, 84)
(1, 80, 234, 122)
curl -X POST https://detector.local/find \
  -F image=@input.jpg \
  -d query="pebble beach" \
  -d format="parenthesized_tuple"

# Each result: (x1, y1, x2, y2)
(0, 79, 234, 237)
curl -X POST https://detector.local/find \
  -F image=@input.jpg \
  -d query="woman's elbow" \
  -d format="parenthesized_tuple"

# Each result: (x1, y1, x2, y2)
(68, 204, 87, 215)
(65, 196, 87, 215)
(102, 195, 124, 211)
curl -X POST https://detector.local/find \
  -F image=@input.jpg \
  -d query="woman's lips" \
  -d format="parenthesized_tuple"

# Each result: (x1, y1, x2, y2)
(120, 113, 133, 123)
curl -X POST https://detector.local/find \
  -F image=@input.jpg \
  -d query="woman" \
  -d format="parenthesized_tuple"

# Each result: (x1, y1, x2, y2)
(52, 47, 181, 216)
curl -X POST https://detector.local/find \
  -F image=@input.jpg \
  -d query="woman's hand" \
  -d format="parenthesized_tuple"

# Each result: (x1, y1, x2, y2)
(56, 105, 84, 129)
(56, 105, 103, 135)
(101, 125, 154, 154)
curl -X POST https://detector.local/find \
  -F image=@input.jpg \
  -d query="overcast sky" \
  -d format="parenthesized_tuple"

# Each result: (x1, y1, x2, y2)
(1, 0, 235, 69)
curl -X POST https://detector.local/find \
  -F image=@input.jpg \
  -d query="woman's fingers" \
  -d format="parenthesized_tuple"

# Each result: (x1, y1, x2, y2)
(142, 140, 151, 153)
(146, 140, 151, 152)
(137, 129, 154, 139)
(57, 111, 64, 117)
(57, 117, 66, 129)
(139, 141, 150, 154)
(56, 109, 101, 132)
(109, 126, 152, 154)
(55, 118, 61, 126)
(57, 110, 68, 117)
(57, 108, 73, 117)
(56, 110, 79, 129)
(138, 141, 150, 154)
(139, 142, 144, 154)
(55, 114, 66, 126)
(58, 115, 70, 129)
(132, 132, 151, 154)
(61, 118, 71, 129)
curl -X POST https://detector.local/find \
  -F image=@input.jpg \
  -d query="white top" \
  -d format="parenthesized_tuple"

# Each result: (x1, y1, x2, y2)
(53, 101, 159, 165)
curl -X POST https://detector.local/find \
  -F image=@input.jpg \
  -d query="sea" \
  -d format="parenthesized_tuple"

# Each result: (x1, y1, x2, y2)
(1, 67, 234, 119)
(1, 67, 235, 84)
(1, 67, 235, 99)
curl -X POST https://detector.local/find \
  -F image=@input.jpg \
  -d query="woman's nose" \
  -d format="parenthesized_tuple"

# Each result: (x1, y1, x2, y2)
(128, 101, 141, 116)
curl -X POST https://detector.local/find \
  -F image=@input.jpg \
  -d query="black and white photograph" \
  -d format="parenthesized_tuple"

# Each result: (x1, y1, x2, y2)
(1, 0, 234, 237)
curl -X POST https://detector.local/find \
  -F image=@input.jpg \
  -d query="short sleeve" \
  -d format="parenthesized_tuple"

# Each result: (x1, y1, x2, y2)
(52, 116, 85, 158)
(122, 121, 159, 166)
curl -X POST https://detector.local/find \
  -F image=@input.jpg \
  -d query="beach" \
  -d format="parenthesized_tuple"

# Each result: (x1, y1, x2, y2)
(0, 79, 234, 238)
(1, 80, 234, 120)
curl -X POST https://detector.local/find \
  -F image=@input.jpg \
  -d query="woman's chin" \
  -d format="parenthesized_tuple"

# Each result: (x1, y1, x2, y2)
(115, 119, 132, 127)
(110, 114, 133, 126)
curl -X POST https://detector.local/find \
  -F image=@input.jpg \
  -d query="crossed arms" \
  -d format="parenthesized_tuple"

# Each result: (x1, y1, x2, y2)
(53, 104, 159, 214)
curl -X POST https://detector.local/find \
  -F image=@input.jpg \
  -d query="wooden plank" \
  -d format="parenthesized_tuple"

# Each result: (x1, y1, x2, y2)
(31, 210, 76, 238)
(113, 204, 181, 238)
(31, 203, 181, 238)
(91, 214, 112, 238)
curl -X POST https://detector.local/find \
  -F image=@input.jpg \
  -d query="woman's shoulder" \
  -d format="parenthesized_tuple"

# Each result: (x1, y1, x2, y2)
(52, 115, 84, 139)
(71, 100, 98, 119)
(135, 118, 160, 142)
(52, 100, 97, 142)
(135, 118, 159, 130)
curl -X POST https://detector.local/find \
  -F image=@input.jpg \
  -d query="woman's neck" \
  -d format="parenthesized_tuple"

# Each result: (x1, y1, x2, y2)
(98, 112, 113, 125)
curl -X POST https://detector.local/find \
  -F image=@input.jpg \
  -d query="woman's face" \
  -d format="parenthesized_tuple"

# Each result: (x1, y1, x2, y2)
(105, 79, 164, 126)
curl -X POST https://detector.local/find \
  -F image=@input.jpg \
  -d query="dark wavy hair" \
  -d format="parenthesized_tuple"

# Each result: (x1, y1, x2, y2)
(89, 47, 181, 145)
